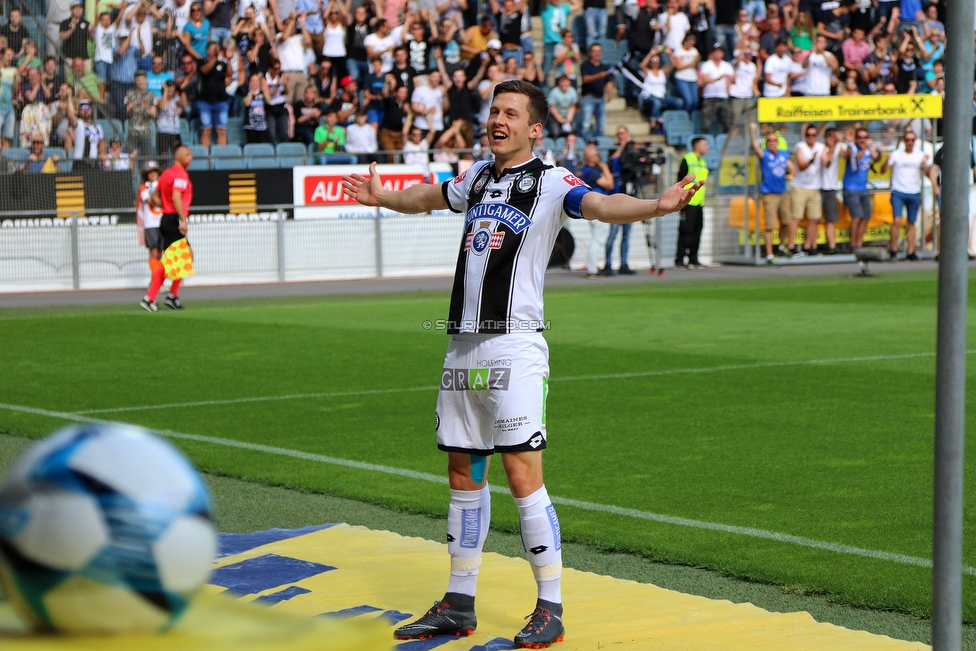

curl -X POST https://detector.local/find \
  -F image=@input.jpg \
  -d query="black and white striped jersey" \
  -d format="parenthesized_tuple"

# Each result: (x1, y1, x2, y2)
(439, 157, 591, 335)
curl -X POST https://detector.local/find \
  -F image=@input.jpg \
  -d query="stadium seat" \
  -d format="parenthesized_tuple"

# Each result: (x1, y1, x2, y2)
(276, 142, 307, 156)
(554, 137, 565, 150)
(277, 155, 306, 168)
(110, 119, 125, 139)
(705, 152, 720, 170)
(595, 135, 615, 150)
(599, 39, 623, 66)
(227, 129, 245, 145)
(319, 154, 357, 165)
(2, 148, 29, 160)
(665, 122, 693, 147)
(690, 110, 703, 134)
(572, 14, 587, 49)
(307, 142, 320, 154)
(97, 119, 114, 138)
(247, 157, 277, 169)
(714, 134, 728, 153)
(187, 158, 210, 171)
(58, 160, 73, 173)
(189, 144, 209, 159)
(214, 158, 245, 170)
(661, 110, 689, 129)
(43, 147, 64, 161)
(210, 144, 243, 158)
(243, 143, 275, 158)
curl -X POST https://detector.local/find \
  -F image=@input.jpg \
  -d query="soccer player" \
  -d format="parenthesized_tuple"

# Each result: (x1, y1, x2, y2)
(141, 144, 193, 312)
(136, 160, 164, 294)
(341, 80, 702, 649)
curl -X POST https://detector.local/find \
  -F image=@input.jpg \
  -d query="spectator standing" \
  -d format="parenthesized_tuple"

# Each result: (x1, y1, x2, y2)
(841, 27, 871, 77)
(541, 0, 577, 79)
(345, 6, 371, 85)
(67, 99, 106, 169)
(895, 31, 921, 95)
(392, 47, 418, 95)
(402, 123, 436, 165)
(788, 11, 815, 53)
(882, 132, 929, 260)
(181, 2, 211, 60)
(433, 17, 465, 77)
(156, 80, 184, 155)
(176, 55, 200, 121)
(549, 29, 581, 86)
(671, 34, 701, 112)
(93, 11, 116, 82)
(293, 85, 323, 144)
(68, 55, 106, 105)
(295, 0, 325, 62)
(788, 45, 809, 96)
(110, 27, 138, 120)
(579, 43, 612, 140)
(546, 74, 578, 138)
(147, 56, 174, 97)
(605, 126, 637, 275)
(444, 66, 479, 148)
(411, 70, 446, 136)
(60, 0, 91, 69)
(816, 1, 849, 58)
(47, 0, 74, 58)
(0, 48, 20, 153)
(862, 34, 894, 93)
(729, 48, 758, 126)
(362, 58, 387, 129)
(803, 34, 837, 96)
(583, 0, 608, 48)
(312, 59, 336, 105)
(277, 12, 311, 103)
(639, 53, 681, 132)
(491, 0, 527, 66)
(712, 0, 739, 56)
(659, 0, 691, 54)
(126, 70, 157, 155)
(815, 127, 841, 254)
(168, 0, 194, 33)
(197, 42, 232, 147)
(18, 68, 53, 148)
(0, 10, 27, 61)
(789, 124, 824, 257)
(580, 143, 614, 277)
(698, 43, 734, 134)
(841, 127, 880, 250)
(461, 15, 495, 63)
(759, 15, 788, 61)
(689, 0, 715, 61)
(205, 0, 234, 46)
(675, 136, 709, 268)
(322, 1, 351, 78)
(223, 37, 246, 116)
(379, 81, 410, 161)
(17, 42, 42, 74)
(330, 76, 360, 125)
(917, 28, 944, 92)
(366, 19, 407, 74)
(263, 58, 290, 144)
(749, 123, 794, 263)
(557, 131, 580, 174)
(126, 4, 157, 71)
(243, 72, 272, 142)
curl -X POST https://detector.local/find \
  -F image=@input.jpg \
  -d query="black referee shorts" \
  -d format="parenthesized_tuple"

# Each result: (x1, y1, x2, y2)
(160, 213, 186, 251)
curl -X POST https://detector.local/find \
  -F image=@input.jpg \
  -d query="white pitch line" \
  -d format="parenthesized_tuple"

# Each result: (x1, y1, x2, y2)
(75, 350, 956, 415)
(0, 400, 971, 576)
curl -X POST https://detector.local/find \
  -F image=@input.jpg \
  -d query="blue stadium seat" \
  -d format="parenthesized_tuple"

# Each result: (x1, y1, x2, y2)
(58, 160, 73, 173)
(210, 144, 243, 158)
(714, 133, 728, 153)
(227, 129, 245, 145)
(213, 157, 245, 170)
(187, 158, 210, 170)
(665, 122, 693, 147)
(2, 148, 29, 161)
(276, 142, 306, 156)
(599, 39, 624, 66)
(543, 137, 556, 150)
(277, 155, 306, 168)
(307, 142, 319, 154)
(661, 110, 690, 129)
(97, 119, 113, 138)
(43, 148, 64, 161)
(247, 157, 277, 169)
(705, 152, 720, 170)
(189, 145, 209, 159)
(243, 143, 275, 157)
(554, 137, 565, 150)
(595, 135, 615, 150)
(690, 110, 703, 134)
(572, 14, 587, 50)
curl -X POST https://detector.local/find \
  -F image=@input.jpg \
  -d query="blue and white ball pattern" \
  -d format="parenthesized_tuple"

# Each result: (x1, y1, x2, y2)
(0, 424, 216, 633)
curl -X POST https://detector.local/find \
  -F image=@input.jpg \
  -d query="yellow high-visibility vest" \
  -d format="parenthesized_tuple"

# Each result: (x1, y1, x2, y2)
(682, 151, 708, 206)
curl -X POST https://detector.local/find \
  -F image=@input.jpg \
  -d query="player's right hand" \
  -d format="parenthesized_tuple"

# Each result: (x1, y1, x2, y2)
(341, 162, 382, 207)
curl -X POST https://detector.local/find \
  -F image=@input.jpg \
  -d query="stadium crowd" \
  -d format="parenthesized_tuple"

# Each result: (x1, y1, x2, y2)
(0, 0, 958, 169)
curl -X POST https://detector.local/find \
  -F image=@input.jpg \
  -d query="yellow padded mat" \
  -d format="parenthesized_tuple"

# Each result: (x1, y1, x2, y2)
(1, 523, 929, 651)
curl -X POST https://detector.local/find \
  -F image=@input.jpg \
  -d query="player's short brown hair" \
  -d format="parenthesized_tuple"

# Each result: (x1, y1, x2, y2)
(491, 80, 549, 128)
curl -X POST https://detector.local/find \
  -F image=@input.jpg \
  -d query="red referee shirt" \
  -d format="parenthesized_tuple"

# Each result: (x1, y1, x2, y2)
(158, 164, 193, 215)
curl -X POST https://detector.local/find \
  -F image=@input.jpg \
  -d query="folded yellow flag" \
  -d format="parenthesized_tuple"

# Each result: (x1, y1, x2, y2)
(161, 239, 194, 280)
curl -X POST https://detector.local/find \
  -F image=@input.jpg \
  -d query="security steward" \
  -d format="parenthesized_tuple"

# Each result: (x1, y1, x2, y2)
(675, 137, 709, 268)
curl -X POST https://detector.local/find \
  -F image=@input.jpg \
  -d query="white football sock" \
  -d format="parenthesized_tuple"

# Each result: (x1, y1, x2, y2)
(514, 485, 562, 604)
(445, 484, 491, 598)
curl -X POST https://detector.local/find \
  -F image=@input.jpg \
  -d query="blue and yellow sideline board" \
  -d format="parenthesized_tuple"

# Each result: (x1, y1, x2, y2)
(3, 523, 928, 650)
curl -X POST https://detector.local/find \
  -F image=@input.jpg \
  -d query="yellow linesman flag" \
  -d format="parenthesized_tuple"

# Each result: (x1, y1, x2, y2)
(161, 239, 194, 280)
(0, 592, 391, 651)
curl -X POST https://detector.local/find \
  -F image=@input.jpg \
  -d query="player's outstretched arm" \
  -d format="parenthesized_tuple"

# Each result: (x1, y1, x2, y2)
(342, 162, 449, 214)
(579, 174, 705, 224)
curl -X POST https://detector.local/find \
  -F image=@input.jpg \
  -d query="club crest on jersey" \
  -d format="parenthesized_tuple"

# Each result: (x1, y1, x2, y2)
(473, 175, 489, 195)
(517, 174, 536, 193)
(466, 224, 505, 255)
(465, 203, 531, 234)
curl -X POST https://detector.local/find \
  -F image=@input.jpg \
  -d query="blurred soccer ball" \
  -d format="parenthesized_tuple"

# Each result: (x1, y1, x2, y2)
(0, 424, 216, 633)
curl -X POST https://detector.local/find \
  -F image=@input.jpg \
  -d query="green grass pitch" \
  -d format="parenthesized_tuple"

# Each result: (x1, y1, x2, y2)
(2, 270, 975, 620)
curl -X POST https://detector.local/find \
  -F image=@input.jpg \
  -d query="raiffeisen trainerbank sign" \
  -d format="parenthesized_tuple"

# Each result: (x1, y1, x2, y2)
(758, 95, 943, 123)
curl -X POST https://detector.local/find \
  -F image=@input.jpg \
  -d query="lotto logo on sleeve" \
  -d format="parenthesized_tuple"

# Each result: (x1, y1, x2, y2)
(440, 368, 512, 391)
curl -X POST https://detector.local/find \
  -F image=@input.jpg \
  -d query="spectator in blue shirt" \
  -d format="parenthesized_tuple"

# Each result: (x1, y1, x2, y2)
(110, 29, 138, 119)
(180, 3, 211, 60)
(749, 123, 795, 263)
(580, 143, 616, 277)
(841, 128, 881, 250)
(146, 55, 174, 97)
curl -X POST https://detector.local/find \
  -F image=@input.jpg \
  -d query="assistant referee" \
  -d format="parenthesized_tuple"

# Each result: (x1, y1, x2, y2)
(141, 145, 194, 312)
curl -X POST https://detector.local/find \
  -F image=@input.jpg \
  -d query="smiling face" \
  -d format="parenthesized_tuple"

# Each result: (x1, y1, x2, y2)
(486, 91, 542, 160)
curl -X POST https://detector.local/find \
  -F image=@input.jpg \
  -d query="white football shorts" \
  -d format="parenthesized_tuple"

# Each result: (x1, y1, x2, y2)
(435, 333, 549, 455)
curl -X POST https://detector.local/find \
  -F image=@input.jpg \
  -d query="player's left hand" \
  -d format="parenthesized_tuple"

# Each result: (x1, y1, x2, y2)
(341, 162, 383, 207)
(658, 174, 704, 214)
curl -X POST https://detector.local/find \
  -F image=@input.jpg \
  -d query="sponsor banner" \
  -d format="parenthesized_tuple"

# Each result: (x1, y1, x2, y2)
(293, 163, 455, 219)
(189, 169, 293, 217)
(758, 95, 942, 123)
(0, 170, 135, 222)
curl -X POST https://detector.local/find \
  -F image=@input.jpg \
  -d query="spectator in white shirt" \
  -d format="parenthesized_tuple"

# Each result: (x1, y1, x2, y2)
(882, 132, 930, 260)
(638, 53, 681, 131)
(789, 124, 825, 257)
(364, 18, 406, 74)
(403, 123, 436, 166)
(345, 110, 378, 163)
(698, 43, 734, 133)
(658, 0, 691, 53)
(729, 48, 759, 126)
(411, 69, 445, 135)
(802, 35, 837, 97)
(762, 39, 792, 98)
